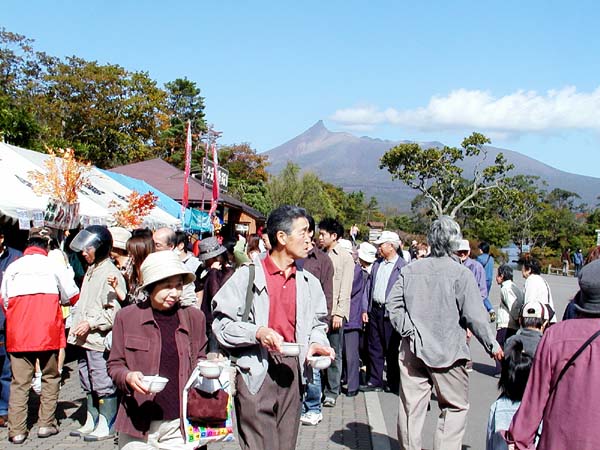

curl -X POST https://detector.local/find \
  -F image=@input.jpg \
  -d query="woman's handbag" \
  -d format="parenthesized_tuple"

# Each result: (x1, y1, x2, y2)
(182, 362, 235, 448)
(187, 387, 229, 423)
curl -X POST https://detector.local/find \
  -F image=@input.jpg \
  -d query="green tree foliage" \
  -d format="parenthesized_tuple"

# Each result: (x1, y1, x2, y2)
(161, 78, 206, 161)
(0, 28, 55, 145)
(36, 57, 168, 167)
(380, 132, 513, 218)
(266, 162, 372, 227)
(217, 143, 270, 214)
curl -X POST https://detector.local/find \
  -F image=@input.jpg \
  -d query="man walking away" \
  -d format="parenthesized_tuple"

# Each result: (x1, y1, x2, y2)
(476, 241, 497, 322)
(388, 216, 502, 450)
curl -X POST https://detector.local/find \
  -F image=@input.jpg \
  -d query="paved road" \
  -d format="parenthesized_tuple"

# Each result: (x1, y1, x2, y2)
(0, 271, 578, 449)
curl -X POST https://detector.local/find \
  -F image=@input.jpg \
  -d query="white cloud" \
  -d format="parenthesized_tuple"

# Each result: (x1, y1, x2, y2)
(330, 87, 600, 135)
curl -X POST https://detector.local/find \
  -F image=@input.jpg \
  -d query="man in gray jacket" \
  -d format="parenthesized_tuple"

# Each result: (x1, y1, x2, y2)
(212, 205, 334, 450)
(387, 216, 502, 450)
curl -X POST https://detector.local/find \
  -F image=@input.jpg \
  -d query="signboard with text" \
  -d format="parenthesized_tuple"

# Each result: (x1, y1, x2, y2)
(193, 158, 229, 193)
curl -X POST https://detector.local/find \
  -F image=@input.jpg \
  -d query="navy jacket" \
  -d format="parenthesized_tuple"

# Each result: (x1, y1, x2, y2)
(363, 255, 406, 316)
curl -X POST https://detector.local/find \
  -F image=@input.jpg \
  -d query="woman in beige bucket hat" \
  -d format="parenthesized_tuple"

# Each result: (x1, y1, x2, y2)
(107, 251, 207, 449)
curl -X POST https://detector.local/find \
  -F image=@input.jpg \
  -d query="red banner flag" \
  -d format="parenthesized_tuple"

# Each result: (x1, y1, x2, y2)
(208, 143, 219, 217)
(182, 121, 192, 213)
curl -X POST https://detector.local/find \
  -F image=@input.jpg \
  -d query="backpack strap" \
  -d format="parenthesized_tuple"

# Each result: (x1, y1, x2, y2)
(228, 264, 255, 366)
(241, 264, 255, 323)
(549, 328, 600, 398)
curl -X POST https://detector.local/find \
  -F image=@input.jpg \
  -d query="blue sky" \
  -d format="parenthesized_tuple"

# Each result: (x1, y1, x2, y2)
(4, 1, 600, 177)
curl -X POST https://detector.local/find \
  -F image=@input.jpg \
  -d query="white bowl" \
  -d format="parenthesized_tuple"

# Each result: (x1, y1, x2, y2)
(307, 355, 332, 370)
(198, 361, 223, 379)
(280, 342, 301, 357)
(142, 375, 169, 393)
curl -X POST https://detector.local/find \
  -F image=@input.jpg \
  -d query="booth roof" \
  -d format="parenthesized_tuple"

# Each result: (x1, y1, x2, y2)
(110, 158, 265, 220)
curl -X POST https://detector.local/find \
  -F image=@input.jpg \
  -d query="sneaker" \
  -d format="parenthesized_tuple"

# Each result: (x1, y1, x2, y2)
(466, 361, 474, 372)
(300, 411, 323, 426)
(322, 397, 336, 407)
(489, 311, 496, 323)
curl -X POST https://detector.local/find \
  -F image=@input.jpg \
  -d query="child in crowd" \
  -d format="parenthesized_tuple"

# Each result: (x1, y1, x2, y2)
(504, 301, 551, 358)
(486, 341, 534, 450)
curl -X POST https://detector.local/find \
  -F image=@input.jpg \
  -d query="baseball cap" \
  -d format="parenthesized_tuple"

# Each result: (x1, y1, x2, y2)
(373, 231, 400, 245)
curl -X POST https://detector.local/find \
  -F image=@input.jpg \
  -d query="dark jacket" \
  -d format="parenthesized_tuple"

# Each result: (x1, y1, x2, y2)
(363, 255, 406, 316)
(299, 246, 334, 317)
(0, 246, 22, 332)
(345, 264, 369, 330)
(107, 303, 207, 439)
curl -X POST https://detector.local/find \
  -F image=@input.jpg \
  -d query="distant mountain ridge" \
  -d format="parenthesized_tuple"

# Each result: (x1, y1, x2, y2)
(264, 121, 600, 212)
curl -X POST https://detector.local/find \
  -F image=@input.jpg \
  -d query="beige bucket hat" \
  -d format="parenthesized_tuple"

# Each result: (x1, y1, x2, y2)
(140, 251, 195, 289)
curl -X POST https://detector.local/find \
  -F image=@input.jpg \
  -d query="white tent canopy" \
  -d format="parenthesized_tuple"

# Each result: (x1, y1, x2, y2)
(0, 143, 180, 229)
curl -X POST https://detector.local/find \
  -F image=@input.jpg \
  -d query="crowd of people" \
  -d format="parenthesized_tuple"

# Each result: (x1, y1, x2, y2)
(0, 209, 599, 449)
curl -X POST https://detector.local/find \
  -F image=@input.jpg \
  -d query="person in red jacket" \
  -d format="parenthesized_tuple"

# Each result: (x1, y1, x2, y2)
(1, 227, 79, 445)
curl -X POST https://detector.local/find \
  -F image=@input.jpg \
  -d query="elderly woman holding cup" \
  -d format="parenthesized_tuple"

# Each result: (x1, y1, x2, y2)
(107, 251, 207, 449)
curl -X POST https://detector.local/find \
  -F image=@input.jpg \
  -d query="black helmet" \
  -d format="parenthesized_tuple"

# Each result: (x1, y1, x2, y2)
(70, 225, 113, 263)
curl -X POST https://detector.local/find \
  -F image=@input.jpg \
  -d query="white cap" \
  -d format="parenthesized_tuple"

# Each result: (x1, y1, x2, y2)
(373, 231, 400, 245)
(358, 242, 377, 263)
(457, 239, 470, 252)
(337, 238, 353, 255)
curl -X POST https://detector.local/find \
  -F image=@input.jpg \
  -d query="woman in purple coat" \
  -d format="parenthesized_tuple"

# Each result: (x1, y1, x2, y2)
(343, 242, 377, 396)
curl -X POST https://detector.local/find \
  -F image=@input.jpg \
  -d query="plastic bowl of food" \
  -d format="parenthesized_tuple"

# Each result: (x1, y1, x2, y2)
(197, 360, 223, 379)
(280, 342, 302, 357)
(307, 355, 332, 370)
(142, 375, 169, 393)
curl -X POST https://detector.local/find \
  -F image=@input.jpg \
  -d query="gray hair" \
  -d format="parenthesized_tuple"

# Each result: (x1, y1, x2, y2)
(428, 216, 462, 257)
(266, 205, 308, 248)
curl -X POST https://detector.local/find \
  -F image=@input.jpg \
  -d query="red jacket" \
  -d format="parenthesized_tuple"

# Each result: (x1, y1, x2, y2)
(1, 246, 79, 352)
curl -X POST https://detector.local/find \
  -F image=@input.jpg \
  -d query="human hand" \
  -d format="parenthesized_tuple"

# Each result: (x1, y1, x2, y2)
(493, 347, 504, 361)
(331, 316, 343, 330)
(71, 320, 91, 337)
(125, 371, 150, 395)
(307, 343, 335, 360)
(210, 261, 222, 270)
(256, 326, 284, 352)
(107, 275, 118, 289)
(361, 312, 369, 324)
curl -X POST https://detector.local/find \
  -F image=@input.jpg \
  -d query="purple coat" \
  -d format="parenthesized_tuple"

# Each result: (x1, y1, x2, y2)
(363, 256, 407, 316)
(345, 264, 369, 331)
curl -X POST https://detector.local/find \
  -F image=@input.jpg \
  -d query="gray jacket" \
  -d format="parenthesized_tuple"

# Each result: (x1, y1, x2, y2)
(212, 254, 329, 394)
(387, 256, 499, 368)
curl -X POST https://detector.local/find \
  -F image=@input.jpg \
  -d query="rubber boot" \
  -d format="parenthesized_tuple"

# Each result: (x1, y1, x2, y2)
(83, 394, 117, 441)
(70, 393, 99, 437)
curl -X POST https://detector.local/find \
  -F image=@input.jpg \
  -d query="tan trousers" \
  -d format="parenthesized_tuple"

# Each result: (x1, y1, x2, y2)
(8, 351, 60, 437)
(397, 339, 469, 450)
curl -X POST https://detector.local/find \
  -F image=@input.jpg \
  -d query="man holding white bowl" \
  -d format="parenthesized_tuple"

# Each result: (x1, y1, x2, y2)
(213, 205, 334, 450)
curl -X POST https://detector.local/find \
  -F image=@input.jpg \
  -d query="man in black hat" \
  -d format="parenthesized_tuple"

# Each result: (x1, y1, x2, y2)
(506, 259, 600, 449)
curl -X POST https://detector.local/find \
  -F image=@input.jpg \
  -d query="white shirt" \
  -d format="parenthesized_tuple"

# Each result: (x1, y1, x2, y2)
(524, 274, 557, 323)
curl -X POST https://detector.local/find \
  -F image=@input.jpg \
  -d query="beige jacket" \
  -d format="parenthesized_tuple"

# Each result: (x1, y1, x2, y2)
(68, 258, 123, 352)
(328, 243, 354, 320)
